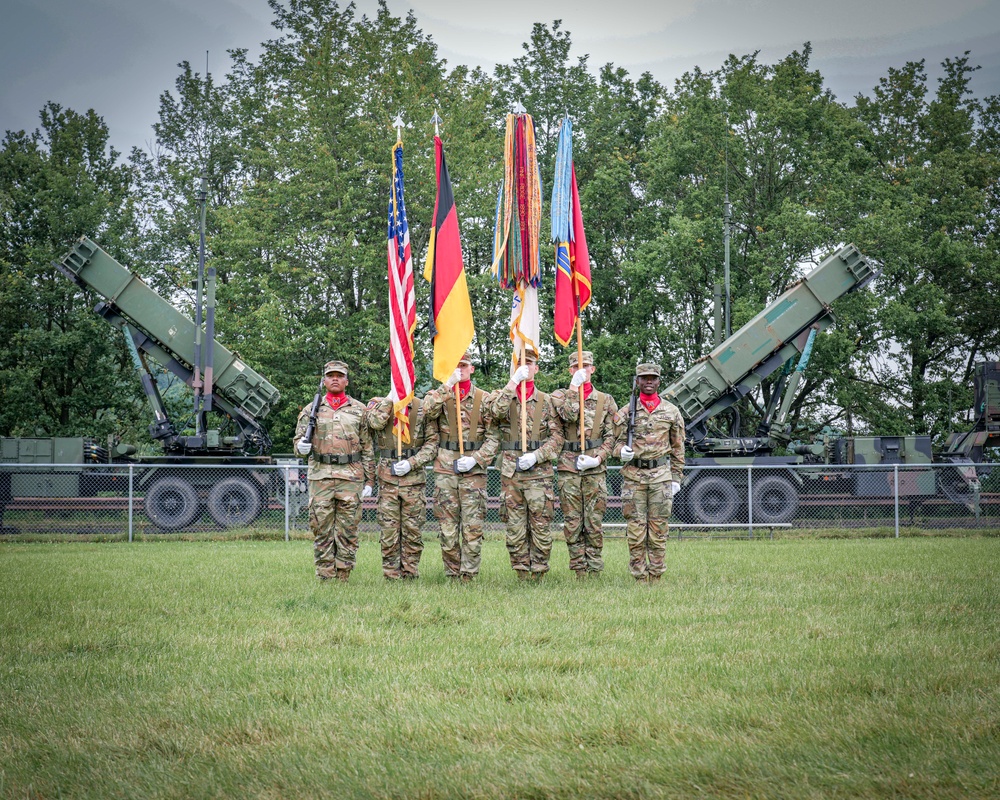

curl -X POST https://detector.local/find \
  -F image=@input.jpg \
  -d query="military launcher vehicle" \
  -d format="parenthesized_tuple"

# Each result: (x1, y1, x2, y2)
(1, 236, 298, 531)
(661, 244, 998, 524)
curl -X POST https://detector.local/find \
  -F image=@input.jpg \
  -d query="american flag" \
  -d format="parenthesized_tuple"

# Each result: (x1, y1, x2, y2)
(388, 141, 416, 442)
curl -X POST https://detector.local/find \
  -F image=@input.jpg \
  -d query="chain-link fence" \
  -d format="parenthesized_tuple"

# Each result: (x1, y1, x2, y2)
(0, 462, 996, 538)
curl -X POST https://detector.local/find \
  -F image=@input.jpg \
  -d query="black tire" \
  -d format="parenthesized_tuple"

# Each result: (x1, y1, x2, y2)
(206, 476, 262, 528)
(751, 474, 799, 523)
(144, 477, 200, 531)
(688, 475, 739, 524)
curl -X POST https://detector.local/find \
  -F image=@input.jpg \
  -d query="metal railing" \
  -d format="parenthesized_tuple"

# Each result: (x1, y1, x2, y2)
(0, 462, 996, 538)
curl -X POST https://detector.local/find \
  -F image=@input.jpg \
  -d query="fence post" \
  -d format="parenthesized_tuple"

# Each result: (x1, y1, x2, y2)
(283, 466, 290, 543)
(747, 465, 754, 539)
(128, 464, 134, 543)
(894, 464, 899, 539)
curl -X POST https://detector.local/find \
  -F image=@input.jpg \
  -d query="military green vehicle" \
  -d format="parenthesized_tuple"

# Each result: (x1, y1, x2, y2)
(660, 244, 998, 524)
(0, 235, 298, 531)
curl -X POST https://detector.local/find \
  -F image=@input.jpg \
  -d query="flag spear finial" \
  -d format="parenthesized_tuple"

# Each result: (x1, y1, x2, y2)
(512, 100, 526, 114)
(393, 113, 404, 142)
(430, 110, 442, 137)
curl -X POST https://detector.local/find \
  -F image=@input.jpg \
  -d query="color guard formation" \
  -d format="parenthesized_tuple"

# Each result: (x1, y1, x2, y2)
(293, 351, 685, 584)
(296, 112, 687, 585)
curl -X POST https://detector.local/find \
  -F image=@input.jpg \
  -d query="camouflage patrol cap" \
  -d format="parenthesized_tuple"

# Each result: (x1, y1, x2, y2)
(516, 345, 539, 364)
(458, 351, 474, 365)
(324, 360, 349, 375)
(635, 362, 661, 377)
(569, 350, 594, 368)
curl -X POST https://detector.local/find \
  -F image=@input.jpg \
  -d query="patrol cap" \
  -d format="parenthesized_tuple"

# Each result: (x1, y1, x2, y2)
(458, 351, 474, 366)
(635, 362, 661, 377)
(324, 360, 349, 375)
(569, 350, 594, 368)
(516, 345, 539, 364)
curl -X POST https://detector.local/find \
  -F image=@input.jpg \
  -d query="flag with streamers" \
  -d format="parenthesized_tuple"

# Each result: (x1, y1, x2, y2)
(388, 140, 416, 442)
(552, 116, 592, 347)
(423, 135, 475, 382)
(491, 111, 542, 373)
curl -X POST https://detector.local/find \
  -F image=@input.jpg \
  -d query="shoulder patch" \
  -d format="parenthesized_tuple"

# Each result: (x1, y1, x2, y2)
(613, 410, 625, 426)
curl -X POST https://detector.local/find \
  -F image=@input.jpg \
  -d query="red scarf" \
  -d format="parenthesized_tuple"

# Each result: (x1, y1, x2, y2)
(581, 382, 594, 401)
(517, 381, 536, 402)
(639, 392, 660, 413)
(326, 391, 349, 411)
(458, 379, 472, 400)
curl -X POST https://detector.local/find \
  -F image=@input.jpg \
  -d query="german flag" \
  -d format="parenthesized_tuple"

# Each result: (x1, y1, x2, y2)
(423, 136, 474, 382)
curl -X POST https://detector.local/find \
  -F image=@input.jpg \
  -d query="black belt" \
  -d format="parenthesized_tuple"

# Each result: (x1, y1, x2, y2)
(377, 448, 418, 459)
(563, 439, 603, 452)
(502, 440, 541, 450)
(632, 457, 668, 469)
(313, 453, 362, 465)
(441, 441, 481, 451)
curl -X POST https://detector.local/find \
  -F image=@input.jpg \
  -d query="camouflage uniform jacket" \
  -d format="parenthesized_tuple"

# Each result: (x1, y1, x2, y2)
(550, 387, 619, 473)
(422, 383, 500, 476)
(486, 386, 564, 482)
(366, 396, 438, 486)
(612, 397, 686, 485)
(294, 395, 375, 484)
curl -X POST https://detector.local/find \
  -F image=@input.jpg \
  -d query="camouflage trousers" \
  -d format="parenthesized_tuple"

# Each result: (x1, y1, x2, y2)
(557, 471, 607, 574)
(621, 479, 673, 579)
(433, 473, 487, 577)
(378, 481, 426, 579)
(501, 479, 555, 574)
(309, 478, 363, 578)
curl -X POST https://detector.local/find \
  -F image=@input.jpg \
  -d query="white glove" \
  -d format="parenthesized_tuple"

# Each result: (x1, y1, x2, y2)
(296, 439, 313, 455)
(570, 368, 588, 389)
(620, 446, 634, 463)
(455, 456, 476, 473)
(576, 454, 600, 470)
(671, 481, 681, 497)
(391, 460, 412, 477)
(511, 365, 531, 384)
(517, 451, 538, 471)
(362, 485, 373, 498)
(444, 368, 462, 390)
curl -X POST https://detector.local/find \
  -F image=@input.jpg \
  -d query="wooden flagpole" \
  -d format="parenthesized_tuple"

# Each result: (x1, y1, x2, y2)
(455, 384, 465, 456)
(574, 275, 585, 450)
(520, 337, 528, 453)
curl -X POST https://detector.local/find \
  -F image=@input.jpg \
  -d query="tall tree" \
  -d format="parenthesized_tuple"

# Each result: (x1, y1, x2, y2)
(851, 54, 1000, 439)
(640, 46, 870, 440)
(0, 103, 143, 439)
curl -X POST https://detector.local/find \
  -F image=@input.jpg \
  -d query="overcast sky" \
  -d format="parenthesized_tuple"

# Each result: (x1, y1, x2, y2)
(3, 0, 999, 155)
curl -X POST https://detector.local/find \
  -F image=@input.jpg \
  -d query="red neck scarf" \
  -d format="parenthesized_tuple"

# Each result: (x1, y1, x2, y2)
(581, 382, 594, 401)
(517, 381, 536, 402)
(326, 391, 349, 411)
(639, 392, 660, 413)
(458, 379, 472, 400)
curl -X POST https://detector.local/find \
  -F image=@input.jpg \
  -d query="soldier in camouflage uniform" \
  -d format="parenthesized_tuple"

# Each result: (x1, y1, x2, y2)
(551, 350, 618, 578)
(486, 348, 565, 580)
(294, 360, 375, 582)
(422, 352, 501, 582)
(366, 394, 438, 580)
(612, 362, 685, 583)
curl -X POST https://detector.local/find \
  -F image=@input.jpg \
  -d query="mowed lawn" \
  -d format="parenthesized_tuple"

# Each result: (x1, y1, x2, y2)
(0, 537, 998, 799)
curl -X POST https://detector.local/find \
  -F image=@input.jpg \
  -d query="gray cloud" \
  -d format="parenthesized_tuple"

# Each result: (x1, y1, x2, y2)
(2, 0, 997, 154)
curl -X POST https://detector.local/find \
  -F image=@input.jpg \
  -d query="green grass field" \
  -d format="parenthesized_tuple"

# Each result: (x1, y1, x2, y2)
(1, 537, 998, 799)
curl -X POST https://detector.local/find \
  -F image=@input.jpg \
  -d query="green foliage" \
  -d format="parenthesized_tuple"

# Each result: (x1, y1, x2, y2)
(2, 4, 997, 453)
(0, 104, 146, 440)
